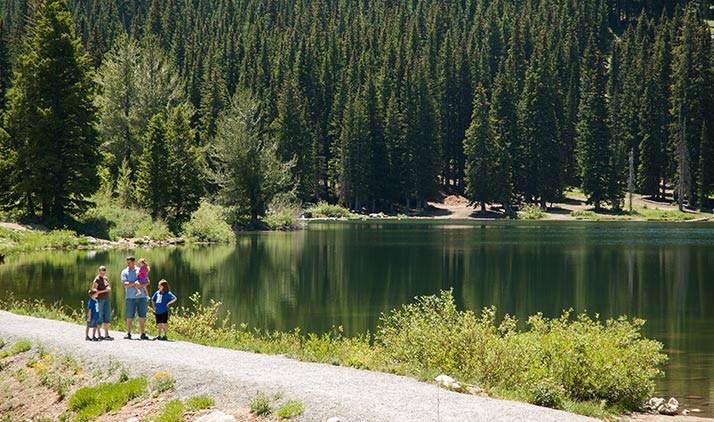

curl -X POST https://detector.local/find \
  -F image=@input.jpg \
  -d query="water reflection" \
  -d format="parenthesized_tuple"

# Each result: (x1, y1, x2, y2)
(1, 221, 713, 414)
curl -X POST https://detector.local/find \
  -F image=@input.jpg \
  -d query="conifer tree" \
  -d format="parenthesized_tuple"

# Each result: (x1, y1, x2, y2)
(136, 114, 172, 219)
(167, 104, 204, 228)
(464, 84, 509, 213)
(576, 37, 611, 210)
(2, 0, 99, 221)
(0, 22, 10, 114)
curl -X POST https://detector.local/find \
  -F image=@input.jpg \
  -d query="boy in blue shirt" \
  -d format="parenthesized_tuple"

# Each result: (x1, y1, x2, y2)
(85, 289, 100, 341)
(151, 279, 177, 341)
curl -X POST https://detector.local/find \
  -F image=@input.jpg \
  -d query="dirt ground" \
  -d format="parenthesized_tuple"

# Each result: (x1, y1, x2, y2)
(426, 193, 696, 221)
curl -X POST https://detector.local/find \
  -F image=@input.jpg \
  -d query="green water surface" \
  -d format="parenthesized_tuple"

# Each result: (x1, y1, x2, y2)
(1, 220, 712, 414)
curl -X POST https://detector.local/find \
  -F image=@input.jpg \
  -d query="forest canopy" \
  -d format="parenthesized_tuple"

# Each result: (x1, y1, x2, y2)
(0, 0, 713, 225)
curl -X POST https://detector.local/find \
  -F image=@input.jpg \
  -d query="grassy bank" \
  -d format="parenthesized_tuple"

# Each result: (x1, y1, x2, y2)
(0, 290, 667, 418)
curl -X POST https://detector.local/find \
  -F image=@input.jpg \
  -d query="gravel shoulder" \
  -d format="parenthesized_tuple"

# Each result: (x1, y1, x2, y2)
(0, 311, 606, 422)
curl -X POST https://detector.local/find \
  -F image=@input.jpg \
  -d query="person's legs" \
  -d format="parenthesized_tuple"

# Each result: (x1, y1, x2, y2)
(137, 299, 148, 338)
(100, 299, 112, 337)
(126, 298, 137, 338)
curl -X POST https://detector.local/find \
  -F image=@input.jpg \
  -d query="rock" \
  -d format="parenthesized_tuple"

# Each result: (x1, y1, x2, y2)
(85, 236, 97, 244)
(682, 409, 690, 415)
(195, 411, 237, 422)
(435, 374, 455, 385)
(658, 397, 679, 416)
(326, 418, 343, 422)
(644, 397, 666, 412)
(126, 418, 139, 422)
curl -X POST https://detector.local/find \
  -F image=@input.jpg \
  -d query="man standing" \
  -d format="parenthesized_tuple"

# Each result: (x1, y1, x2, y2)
(121, 255, 150, 340)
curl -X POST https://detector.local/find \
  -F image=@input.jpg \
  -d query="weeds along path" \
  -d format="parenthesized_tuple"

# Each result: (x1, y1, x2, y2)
(0, 311, 598, 422)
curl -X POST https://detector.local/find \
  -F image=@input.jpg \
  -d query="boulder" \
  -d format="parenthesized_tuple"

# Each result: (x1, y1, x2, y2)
(195, 411, 237, 422)
(326, 418, 343, 422)
(644, 397, 666, 412)
(658, 397, 679, 416)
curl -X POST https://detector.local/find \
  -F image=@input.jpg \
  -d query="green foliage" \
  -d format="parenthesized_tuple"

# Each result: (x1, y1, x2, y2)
(152, 400, 184, 422)
(181, 202, 234, 242)
(136, 114, 172, 220)
(209, 92, 295, 225)
(377, 290, 667, 410)
(249, 391, 273, 416)
(304, 202, 356, 218)
(184, 396, 214, 411)
(518, 204, 547, 220)
(81, 205, 171, 240)
(0, 340, 31, 358)
(68, 377, 147, 421)
(276, 400, 304, 418)
(149, 372, 176, 396)
(0, 228, 85, 253)
(1, 0, 100, 222)
(263, 199, 302, 230)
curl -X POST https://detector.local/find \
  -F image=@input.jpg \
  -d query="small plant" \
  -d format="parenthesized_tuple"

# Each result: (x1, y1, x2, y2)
(68, 377, 147, 421)
(0, 340, 31, 358)
(118, 367, 130, 382)
(518, 204, 547, 220)
(304, 202, 356, 218)
(149, 372, 176, 396)
(181, 202, 234, 242)
(276, 400, 304, 418)
(529, 378, 565, 409)
(153, 400, 184, 422)
(249, 391, 273, 416)
(185, 396, 215, 410)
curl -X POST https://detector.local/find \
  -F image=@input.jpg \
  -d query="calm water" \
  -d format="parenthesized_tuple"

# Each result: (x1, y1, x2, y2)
(1, 221, 713, 415)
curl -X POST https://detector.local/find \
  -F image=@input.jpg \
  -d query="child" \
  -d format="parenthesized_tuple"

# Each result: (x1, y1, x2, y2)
(86, 289, 100, 341)
(151, 279, 177, 340)
(135, 258, 150, 297)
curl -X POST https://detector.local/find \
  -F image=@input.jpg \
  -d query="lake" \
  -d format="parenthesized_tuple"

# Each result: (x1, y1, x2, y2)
(1, 220, 713, 415)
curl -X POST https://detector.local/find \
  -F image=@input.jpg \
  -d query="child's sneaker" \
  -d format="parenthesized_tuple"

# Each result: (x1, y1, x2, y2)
(135, 289, 143, 297)
(85, 336, 92, 341)
(92, 337, 100, 341)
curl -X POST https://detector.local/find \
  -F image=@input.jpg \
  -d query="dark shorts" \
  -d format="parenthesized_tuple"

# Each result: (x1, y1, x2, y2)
(126, 298, 147, 319)
(155, 311, 169, 324)
(87, 319, 99, 328)
(98, 299, 111, 324)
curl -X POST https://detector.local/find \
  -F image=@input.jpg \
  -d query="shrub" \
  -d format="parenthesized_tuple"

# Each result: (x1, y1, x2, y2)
(276, 400, 304, 418)
(571, 210, 598, 219)
(304, 202, 355, 218)
(81, 205, 171, 240)
(263, 203, 302, 230)
(518, 204, 547, 220)
(184, 396, 214, 410)
(249, 391, 272, 416)
(181, 202, 234, 243)
(377, 290, 667, 411)
(0, 340, 32, 358)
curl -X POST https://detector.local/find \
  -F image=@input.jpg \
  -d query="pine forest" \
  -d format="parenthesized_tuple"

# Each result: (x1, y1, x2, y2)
(1, 0, 714, 227)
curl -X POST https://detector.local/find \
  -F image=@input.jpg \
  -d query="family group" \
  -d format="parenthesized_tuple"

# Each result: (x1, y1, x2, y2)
(85, 255, 177, 341)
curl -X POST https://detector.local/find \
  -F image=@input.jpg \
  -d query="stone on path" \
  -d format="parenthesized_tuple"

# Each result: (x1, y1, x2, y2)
(195, 411, 237, 422)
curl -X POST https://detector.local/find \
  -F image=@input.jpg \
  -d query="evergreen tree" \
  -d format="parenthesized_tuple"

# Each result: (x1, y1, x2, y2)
(167, 104, 204, 228)
(576, 37, 611, 210)
(209, 92, 294, 225)
(0, 22, 10, 114)
(2, 0, 99, 221)
(273, 71, 315, 201)
(115, 157, 134, 208)
(464, 84, 509, 213)
(136, 114, 172, 219)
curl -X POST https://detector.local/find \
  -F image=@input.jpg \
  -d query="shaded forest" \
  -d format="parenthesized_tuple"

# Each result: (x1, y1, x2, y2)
(1, 0, 713, 225)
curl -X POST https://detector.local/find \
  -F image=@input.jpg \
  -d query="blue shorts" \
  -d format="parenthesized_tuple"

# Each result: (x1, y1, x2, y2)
(87, 319, 99, 328)
(125, 298, 147, 319)
(98, 299, 111, 324)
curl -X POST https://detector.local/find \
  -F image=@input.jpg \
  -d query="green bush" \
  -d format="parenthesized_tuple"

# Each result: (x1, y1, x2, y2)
(0, 340, 32, 358)
(184, 396, 214, 410)
(81, 206, 171, 240)
(181, 202, 234, 243)
(518, 204, 547, 220)
(571, 210, 598, 219)
(377, 290, 667, 411)
(263, 204, 302, 230)
(276, 400, 304, 418)
(304, 202, 355, 218)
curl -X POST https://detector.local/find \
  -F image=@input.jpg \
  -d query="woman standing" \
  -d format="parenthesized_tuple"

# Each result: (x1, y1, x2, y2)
(92, 265, 113, 340)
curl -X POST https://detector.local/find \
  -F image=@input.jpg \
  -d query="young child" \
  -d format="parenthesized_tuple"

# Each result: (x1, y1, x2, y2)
(151, 279, 177, 340)
(86, 289, 100, 341)
(135, 258, 150, 297)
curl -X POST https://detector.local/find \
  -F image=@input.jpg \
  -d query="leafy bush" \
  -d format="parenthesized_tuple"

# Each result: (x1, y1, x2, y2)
(249, 391, 273, 416)
(377, 290, 667, 411)
(571, 210, 598, 219)
(0, 340, 32, 358)
(304, 202, 355, 218)
(81, 205, 171, 240)
(263, 203, 302, 230)
(277, 399, 304, 418)
(518, 204, 547, 220)
(181, 202, 234, 243)
(184, 396, 215, 410)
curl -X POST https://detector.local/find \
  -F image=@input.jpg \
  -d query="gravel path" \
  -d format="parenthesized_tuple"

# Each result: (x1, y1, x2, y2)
(0, 311, 599, 422)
